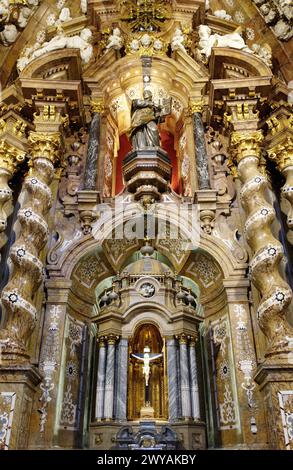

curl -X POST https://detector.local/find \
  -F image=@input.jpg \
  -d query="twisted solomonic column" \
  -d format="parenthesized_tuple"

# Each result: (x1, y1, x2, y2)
(267, 137, 293, 229)
(0, 131, 62, 362)
(231, 129, 293, 356)
(0, 142, 26, 250)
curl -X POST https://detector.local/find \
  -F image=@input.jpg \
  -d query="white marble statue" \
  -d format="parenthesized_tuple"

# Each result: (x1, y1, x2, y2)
(105, 28, 123, 50)
(153, 38, 163, 51)
(130, 39, 140, 51)
(56, 0, 66, 10)
(259, 3, 277, 24)
(0, 0, 40, 45)
(17, 7, 32, 28)
(272, 19, 293, 40)
(57, 7, 72, 24)
(198, 25, 252, 60)
(0, 24, 18, 46)
(17, 27, 93, 71)
(47, 13, 56, 26)
(252, 43, 272, 67)
(80, 0, 87, 14)
(140, 33, 152, 47)
(0, 0, 9, 20)
(213, 10, 232, 21)
(171, 27, 186, 53)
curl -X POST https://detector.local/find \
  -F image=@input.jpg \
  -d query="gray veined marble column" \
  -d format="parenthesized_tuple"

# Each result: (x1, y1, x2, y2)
(83, 112, 100, 190)
(189, 340, 200, 420)
(192, 111, 211, 190)
(179, 336, 192, 419)
(167, 338, 179, 421)
(104, 337, 116, 420)
(95, 338, 106, 420)
(115, 338, 128, 421)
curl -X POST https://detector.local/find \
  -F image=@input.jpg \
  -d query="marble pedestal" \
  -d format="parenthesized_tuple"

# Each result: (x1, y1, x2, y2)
(0, 365, 42, 449)
(89, 420, 206, 450)
(254, 361, 293, 450)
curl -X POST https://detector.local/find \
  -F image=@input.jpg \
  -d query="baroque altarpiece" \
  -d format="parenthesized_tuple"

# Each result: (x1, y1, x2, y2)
(0, 0, 293, 451)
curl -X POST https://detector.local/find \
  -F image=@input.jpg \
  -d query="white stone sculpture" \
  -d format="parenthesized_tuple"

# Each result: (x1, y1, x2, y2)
(0, 24, 18, 46)
(47, 13, 56, 26)
(80, 0, 87, 14)
(130, 39, 140, 51)
(171, 27, 186, 53)
(198, 25, 252, 60)
(213, 10, 232, 21)
(140, 33, 151, 47)
(252, 43, 272, 67)
(153, 39, 163, 51)
(57, 7, 72, 24)
(17, 27, 93, 71)
(0, 0, 9, 20)
(0, 0, 40, 45)
(272, 19, 293, 41)
(259, 3, 277, 24)
(105, 28, 123, 50)
(56, 0, 66, 10)
(17, 6, 32, 28)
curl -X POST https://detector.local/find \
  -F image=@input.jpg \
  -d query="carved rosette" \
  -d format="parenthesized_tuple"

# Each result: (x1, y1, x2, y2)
(0, 131, 62, 362)
(267, 137, 293, 229)
(231, 130, 293, 356)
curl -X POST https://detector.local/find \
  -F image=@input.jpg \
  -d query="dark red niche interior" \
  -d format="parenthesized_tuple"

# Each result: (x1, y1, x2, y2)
(115, 131, 180, 195)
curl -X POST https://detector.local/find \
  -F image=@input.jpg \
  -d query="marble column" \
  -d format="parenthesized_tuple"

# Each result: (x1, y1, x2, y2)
(189, 338, 200, 420)
(83, 100, 103, 190)
(115, 338, 128, 421)
(190, 101, 210, 190)
(167, 338, 179, 421)
(95, 338, 107, 420)
(178, 335, 192, 419)
(103, 336, 116, 420)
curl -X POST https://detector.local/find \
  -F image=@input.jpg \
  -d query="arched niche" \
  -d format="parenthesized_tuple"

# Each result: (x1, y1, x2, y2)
(128, 322, 167, 420)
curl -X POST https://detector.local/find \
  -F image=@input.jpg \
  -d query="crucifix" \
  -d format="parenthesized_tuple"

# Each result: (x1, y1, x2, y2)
(132, 346, 162, 408)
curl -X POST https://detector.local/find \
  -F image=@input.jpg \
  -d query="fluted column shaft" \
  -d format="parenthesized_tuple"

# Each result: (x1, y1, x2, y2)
(189, 340, 200, 420)
(178, 336, 192, 419)
(104, 337, 116, 420)
(229, 105, 293, 355)
(167, 338, 179, 421)
(0, 108, 64, 363)
(95, 339, 107, 420)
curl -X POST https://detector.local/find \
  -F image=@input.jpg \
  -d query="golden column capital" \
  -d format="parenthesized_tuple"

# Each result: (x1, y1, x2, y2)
(90, 99, 105, 114)
(267, 137, 293, 172)
(176, 333, 188, 345)
(106, 334, 119, 345)
(231, 130, 264, 163)
(0, 141, 26, 175)
(188, 99, 204, 115)
(28, 131, 62, 164)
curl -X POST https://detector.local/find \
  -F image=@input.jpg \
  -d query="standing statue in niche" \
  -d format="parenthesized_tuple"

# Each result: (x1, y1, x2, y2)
(129, 90, 171, 150)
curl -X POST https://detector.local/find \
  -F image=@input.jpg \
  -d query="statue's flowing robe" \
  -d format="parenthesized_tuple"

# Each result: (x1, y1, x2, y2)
(130, 99, 161, 149)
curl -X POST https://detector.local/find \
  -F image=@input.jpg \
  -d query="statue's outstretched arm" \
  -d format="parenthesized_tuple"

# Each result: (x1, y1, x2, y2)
(149, 353, 163, 361)
(132, 353, 143, 361)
